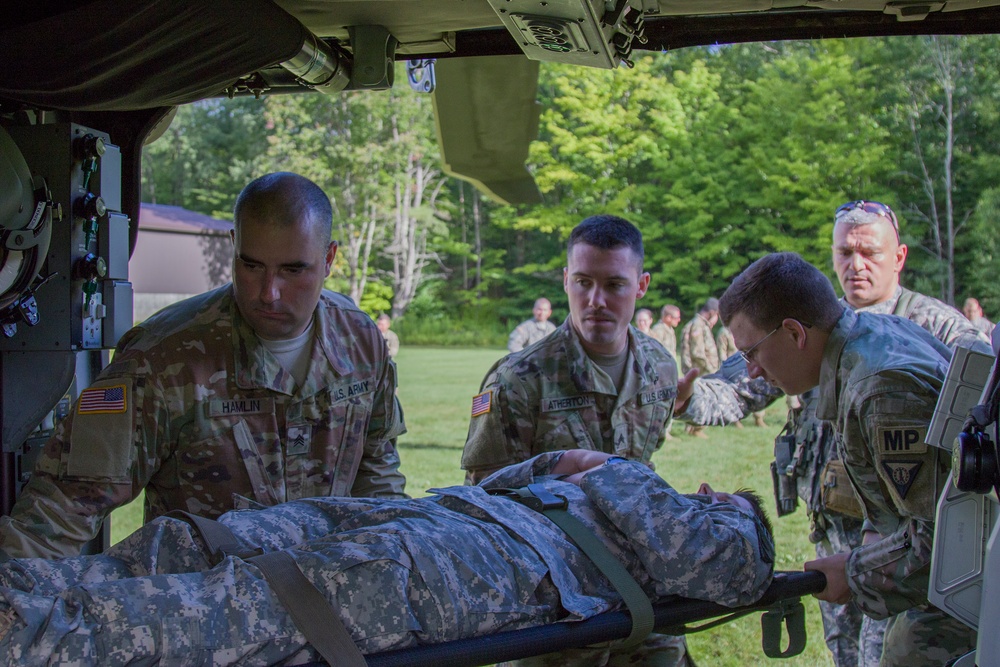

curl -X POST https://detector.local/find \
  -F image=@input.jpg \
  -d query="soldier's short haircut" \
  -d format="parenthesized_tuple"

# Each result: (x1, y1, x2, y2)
(720, 252, 842, 333)
(734, 488, 774, 543)
(567, 214, 644, 272)
(234, 172, 333, 249)
(377, 314, 391, 324)
(661, 304, 680, 318)
(699, 297, 719, 314)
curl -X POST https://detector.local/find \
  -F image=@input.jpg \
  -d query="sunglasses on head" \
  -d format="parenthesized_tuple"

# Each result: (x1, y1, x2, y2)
(835, 200, 899, 240)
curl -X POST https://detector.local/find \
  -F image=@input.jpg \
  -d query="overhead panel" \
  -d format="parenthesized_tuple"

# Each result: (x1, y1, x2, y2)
(432, 56, 542, 206)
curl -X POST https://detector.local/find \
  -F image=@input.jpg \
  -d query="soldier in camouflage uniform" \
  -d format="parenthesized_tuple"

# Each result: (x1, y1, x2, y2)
(650, 304, 680, 360)
(680, 299, 720, 438)
(716, 326, 766, 429)
(688, 252, 977, 667)
(0, 173, 406, 560)
(463, 215, 690, 666)
(963, 297, 995, 338)
(508, 298, 558, 353)
(682, 200, 991, 667)
(680, 298, 720, 376)
(0, 450, 775, 665)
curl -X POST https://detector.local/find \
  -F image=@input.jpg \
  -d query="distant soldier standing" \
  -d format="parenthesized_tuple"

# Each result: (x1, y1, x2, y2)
(650, 304, 681, 359)
(635, 307, 654, 335)
(680, 298, 720, 438)
(963, 297, 995, 338)
(507, 298, 557, 353)
(377, 313, 400, 359)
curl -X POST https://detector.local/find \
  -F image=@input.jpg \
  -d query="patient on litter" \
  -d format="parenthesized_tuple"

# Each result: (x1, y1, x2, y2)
(0, 449, 774, 665)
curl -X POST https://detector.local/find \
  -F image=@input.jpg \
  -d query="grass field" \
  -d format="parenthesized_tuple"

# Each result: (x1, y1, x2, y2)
(111, 345, 831, 666)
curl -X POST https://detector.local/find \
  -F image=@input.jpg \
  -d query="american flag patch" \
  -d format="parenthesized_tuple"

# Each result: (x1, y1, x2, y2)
(471, 390, 492, 417)
(77, 385, 127, 415)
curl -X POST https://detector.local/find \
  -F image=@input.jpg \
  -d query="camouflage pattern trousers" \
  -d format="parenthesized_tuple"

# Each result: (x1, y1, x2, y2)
(814, 512, 885, 667)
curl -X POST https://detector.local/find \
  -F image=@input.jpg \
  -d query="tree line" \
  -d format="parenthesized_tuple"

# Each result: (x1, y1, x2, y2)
(142, 35, 1000, 334)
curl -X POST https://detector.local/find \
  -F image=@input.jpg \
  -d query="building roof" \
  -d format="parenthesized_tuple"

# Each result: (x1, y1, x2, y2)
(139, 203, 233, 236)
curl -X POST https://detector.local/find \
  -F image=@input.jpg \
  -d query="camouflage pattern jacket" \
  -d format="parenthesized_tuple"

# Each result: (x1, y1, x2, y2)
(0, 285, 406, 559)
(816, 309, 953, 619)
(463, 321, 677, 482)
(381, 328, 400, 358)
(680, 314, 719, 374)
(0, 453, 774, 664)
(649, 322, 677, 359)
(508, 318, 558, 353)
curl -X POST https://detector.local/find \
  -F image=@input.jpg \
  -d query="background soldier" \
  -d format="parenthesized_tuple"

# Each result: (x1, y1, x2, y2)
(463, 214, 691, 667)
(680, 298, 720, 438)
(0, 172, 407, 560)
(377, 313, 400, 359)
(635, 307, 654, 335)
(507, 298, 557, 352)
(963, 297, 995, 338)
(650, 304, 681, 359)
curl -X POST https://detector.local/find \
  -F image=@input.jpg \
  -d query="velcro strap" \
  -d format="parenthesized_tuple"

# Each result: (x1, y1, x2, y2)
(250, 550, 368, 667)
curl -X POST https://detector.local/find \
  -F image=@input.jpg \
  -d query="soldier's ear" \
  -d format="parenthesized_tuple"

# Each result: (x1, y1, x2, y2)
(636, 272, 650, 298)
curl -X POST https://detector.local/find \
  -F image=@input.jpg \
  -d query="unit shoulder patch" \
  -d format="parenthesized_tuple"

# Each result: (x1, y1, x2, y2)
(881, 459, 923, 500)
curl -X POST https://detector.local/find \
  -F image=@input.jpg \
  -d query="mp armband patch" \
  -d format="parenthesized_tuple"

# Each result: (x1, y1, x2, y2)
(471, 390, 492, 417)
(877, 425, 927, 456)
(881, 460, 923, 500)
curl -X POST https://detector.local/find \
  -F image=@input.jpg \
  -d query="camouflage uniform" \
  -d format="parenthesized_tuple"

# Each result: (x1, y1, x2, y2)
(0, 453, 774, 665)
(687, 288, 990, 664)
(508, 318, 558, 353)
(649, 322, 677, 359)
(818, 310, 975, 666)
(680, 314, 719, 375)
(464, 321, 686, 666)
(464, 321, 677, 481)
(715, 326, 738, 360)
(381, 327, 400, 358)
(0, 285, 406, 560)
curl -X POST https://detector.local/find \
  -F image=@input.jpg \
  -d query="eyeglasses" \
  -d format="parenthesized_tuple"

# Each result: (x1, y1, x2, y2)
(835, 200, 899, 240)
(739, 326, 780, 365)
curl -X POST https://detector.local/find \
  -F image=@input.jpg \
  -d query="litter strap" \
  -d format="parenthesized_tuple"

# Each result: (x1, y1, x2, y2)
(492, 484, 655, 649)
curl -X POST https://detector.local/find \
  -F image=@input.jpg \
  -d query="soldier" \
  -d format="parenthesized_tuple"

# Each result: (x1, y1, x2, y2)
(635, 307, 654, 335)
(650, 304, 681, 359)
(680, 298, 720, 438)
(0, 172, 407, 560)
(963, 297, 995, 338)
(463, 214, 691, 666)
(507, 297, 557, 352)
(0, 450, 775, 665)
(376, 313, 400, 358)
(681, 199, 991, 667)
(693, 252, 977, 667)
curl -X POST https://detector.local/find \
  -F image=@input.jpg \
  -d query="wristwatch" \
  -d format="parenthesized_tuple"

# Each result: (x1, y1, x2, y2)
(604, 455, 628, 466)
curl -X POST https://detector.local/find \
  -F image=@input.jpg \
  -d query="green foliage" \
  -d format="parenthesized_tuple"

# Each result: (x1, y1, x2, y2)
(142, 37, 1000, 330)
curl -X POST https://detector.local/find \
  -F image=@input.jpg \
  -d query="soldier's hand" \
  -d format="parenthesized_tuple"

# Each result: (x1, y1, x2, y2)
(673, 368, 700, 414)
(804, 552, 852, 604)
(552, 450, 613, 484)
